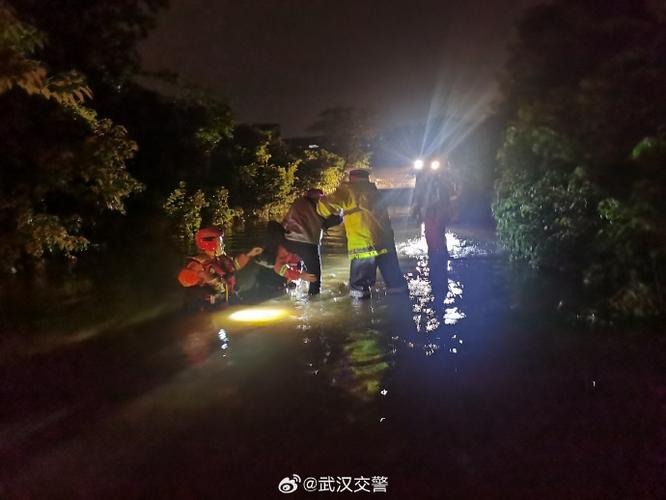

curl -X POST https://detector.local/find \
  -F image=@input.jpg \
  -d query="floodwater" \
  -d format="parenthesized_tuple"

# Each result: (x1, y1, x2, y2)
(1, 208, 665, 498)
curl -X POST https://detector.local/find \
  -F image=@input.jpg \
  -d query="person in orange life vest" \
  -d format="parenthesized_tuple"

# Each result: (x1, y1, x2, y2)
(259, 221, 317, 285)
(177, 227, 263, 304)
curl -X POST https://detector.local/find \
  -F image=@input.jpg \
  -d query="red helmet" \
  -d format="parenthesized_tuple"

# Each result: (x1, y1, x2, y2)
(195, 227, 224, 252)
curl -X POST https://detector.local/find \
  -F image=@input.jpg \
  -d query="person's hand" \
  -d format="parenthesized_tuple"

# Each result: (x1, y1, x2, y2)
(300, 272, 317, 283)
(247, 247, 263, 257)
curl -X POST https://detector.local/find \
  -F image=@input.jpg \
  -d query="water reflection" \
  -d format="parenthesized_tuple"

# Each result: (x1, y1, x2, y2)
(178, 320, 233, 366)
(178, 227, 478, 401)
(396, 229, 493, 260)
(391, 229, 473, 365)
(291, 286, 398, 402)
(13, 220, 658, 500)
(335, 329, 391, 400)
(218, 328, 230, 352)
(443, 306, 466, 325)
(305, 328, 392, 401)
(180, 329, 212, 366)
(407, 256, 465, 333)
(179, 325, 232, 366)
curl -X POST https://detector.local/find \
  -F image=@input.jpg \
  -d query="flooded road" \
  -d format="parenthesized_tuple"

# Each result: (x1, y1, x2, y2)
(1, 214, 665, 499)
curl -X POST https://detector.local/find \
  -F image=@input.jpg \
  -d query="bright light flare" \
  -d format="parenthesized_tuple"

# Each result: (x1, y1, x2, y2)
(430, 160, 440, 170)
(228, 307, 290, 323)
(413, 159, 424, 170)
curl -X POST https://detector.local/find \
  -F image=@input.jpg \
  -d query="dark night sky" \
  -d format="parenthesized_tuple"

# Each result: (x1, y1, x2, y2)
(139, 0, 539, 137)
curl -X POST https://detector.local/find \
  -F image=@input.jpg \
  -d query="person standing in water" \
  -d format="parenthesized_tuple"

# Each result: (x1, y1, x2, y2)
(317, 169, 406, 299)
(282, 188, 342, 294)
(410, 158, 457, 299)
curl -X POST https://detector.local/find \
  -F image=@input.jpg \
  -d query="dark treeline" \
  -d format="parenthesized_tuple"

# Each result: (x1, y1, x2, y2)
(492, 0, 666, 320)
(0, 0, 348, 272)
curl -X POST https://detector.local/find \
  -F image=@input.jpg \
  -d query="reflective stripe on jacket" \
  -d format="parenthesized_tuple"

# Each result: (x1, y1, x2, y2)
(274, 245, 304, 281)
(317, 180, 394, 259)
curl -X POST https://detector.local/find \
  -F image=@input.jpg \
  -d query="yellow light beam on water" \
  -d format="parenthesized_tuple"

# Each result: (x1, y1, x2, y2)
(228, 307, 291, 323)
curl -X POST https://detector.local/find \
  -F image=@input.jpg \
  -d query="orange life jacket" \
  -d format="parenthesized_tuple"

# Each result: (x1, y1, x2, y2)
(178, 254, 240, 302)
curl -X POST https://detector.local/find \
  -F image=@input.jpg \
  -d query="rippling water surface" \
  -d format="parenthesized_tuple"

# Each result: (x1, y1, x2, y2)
(1, 207, 664, 499)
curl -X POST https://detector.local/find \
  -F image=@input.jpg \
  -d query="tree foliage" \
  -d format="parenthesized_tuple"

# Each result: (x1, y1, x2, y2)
(494, 0, 666, 319)
(294, 148, 346, 194)
(9, 0, 168, 88)
(232, 130, 299, 220)
(307, 106, 375, 169)
(105, 83, 235, 197)
(0, 6, 93, 104)
(0, 5, 142, 269)
(162, 181, 241, 250)
(160, 126, 348, 239)
(1, 2, 351, 272)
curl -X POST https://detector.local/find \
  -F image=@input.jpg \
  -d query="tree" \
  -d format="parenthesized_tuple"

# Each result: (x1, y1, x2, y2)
(494, 0, 666, 318)
(162, 181, 240, 251)
(9, 0, 168, 89)
(231, 128, 299, 220)
(307, 106, 376, 169)
(106, 83, 235, 198)
(0, 5, 143, 269)
(295, 148, 346, 194)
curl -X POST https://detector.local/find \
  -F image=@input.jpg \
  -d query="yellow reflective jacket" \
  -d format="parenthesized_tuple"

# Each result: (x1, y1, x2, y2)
(317, 180, 395, 259)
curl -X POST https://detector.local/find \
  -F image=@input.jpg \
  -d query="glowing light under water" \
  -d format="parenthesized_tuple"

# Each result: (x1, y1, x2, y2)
(228, 308, 290, 323)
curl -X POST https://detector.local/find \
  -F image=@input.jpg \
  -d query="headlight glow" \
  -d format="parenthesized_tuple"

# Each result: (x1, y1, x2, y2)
(413, 159, 424, 170)
(430, 160, 441, 170)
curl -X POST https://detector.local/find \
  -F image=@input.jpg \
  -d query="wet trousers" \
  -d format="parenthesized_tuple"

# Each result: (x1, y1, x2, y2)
(283, 240, 322, 294)
(349, 249, 406, 298)
(423, 210, 449, 260)
(422, 209, 449, 299)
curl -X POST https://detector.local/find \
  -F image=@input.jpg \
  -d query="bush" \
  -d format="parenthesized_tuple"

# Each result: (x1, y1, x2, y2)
(163, 181, 241, 251)
(494, 127, 666, 318)
(493, 124, 600, 269)
(494, 0, 666, 320)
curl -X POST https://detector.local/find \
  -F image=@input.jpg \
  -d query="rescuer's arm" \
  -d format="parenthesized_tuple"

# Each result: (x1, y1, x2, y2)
(321, 213, 343, 230)
(274, 262, 316, 282)
(317, 185, 351, 218)
(178, 260, 207, 287)
(233, 247, 263, 270)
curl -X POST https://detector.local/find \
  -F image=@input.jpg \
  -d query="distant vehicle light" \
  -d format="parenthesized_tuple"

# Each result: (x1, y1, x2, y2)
(430, 160, 441, 170)
(413, 159, 424, 170)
